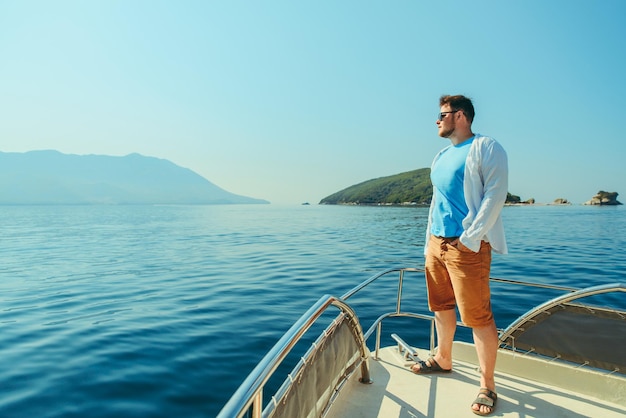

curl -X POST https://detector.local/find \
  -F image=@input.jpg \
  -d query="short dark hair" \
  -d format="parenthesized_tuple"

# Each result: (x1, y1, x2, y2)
(440, 95, 475, 123)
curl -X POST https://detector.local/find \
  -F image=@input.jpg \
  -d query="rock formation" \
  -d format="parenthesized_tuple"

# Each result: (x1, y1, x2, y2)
(552, 198, 570, 205)
(583, 191, 622, 205)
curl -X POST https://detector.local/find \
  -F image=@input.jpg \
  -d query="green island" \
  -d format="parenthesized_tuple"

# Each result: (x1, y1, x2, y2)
(320, 168, 433, 206)
(319, 168, 621, 206)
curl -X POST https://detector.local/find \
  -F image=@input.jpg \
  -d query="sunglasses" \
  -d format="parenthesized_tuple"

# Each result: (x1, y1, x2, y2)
(437, 110, 460, 121)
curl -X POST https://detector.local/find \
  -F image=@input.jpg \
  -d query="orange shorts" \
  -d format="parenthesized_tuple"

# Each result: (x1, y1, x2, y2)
(424, 235, 494, 327)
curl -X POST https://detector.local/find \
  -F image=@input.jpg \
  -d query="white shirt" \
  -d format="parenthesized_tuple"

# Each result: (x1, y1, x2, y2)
(425, 134, 508, 254)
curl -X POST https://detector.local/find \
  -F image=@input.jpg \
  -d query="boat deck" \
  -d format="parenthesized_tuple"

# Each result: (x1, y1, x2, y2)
(325, 342, 626, 418)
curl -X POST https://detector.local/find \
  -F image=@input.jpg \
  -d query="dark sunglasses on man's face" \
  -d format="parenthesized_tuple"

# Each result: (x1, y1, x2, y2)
(437, 110, 460, 121)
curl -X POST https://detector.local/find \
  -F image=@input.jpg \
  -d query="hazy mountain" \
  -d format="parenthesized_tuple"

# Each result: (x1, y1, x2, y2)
(0, 150, 269, 205)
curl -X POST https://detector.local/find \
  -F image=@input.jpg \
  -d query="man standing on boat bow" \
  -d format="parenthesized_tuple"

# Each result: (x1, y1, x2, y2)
(411, 95, 508, 416)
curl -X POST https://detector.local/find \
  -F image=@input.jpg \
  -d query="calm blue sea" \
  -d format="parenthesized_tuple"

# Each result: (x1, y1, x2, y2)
(1, 204, 625, 417)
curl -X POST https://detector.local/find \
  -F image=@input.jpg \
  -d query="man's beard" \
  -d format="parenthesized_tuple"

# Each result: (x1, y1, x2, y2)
(438, 126, 454, 138)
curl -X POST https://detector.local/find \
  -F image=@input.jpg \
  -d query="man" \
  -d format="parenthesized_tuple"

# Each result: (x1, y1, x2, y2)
(410, 95, 508, 416)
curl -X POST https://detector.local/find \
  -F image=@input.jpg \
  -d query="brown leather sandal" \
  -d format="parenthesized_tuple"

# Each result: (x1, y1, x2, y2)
(410, 357, 452, 374)
(471, 387, 497, 416)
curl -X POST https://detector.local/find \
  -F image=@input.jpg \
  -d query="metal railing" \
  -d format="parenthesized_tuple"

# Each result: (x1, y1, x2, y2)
(499, 282, 626, 343)
(216, 266, 625, 418)
(216, 295, 370, 418)
(216, 267, 418, 418)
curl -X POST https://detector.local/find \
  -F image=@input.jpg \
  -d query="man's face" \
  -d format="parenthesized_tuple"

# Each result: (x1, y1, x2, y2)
(437, 105, 456, 138)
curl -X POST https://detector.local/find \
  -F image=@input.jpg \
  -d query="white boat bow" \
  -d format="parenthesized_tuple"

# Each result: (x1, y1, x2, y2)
(217, 268, 626, 418)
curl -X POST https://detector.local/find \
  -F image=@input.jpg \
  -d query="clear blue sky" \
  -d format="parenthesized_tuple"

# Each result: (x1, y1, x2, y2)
(1, 1, 625, 204)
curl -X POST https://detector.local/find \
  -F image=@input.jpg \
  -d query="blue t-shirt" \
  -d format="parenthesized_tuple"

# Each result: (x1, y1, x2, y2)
(430, 136, 475, 237)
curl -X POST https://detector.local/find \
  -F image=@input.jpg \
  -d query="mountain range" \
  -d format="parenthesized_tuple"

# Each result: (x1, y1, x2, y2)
(0, 150, 269, 205)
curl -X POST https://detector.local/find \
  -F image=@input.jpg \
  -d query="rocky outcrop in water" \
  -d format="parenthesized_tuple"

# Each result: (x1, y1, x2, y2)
(583, 191, 622, 205)
(552, 198, 570, 205)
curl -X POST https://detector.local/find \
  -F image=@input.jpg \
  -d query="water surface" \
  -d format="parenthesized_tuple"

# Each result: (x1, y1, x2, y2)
(1, 204, 624, 417)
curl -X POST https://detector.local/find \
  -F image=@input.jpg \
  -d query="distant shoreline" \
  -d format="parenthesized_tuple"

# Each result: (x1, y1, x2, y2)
(319, 202, 622, 207)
